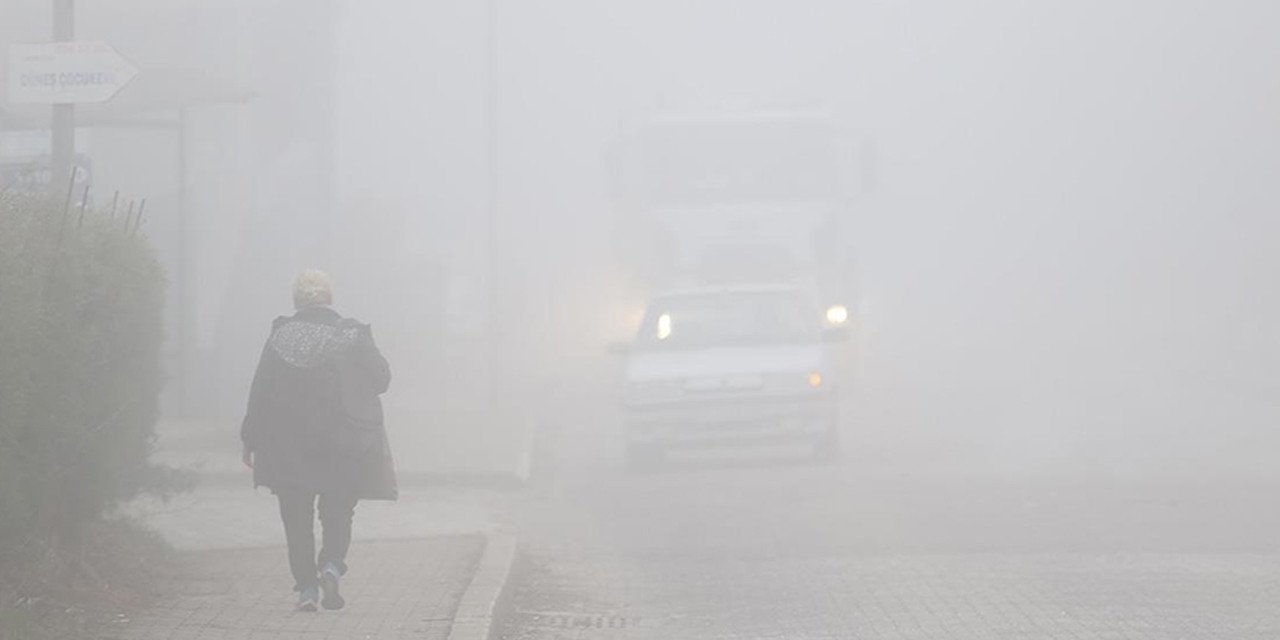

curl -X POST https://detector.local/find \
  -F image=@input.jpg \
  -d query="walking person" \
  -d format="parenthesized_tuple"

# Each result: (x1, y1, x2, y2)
(241, 269, 398, 612)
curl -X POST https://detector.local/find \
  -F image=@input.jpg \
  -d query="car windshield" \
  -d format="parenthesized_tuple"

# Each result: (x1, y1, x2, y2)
(635, 291, 820, 351)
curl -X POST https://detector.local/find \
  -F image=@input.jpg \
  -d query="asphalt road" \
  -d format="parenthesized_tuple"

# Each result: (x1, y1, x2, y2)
(497, 397, 1280, 639)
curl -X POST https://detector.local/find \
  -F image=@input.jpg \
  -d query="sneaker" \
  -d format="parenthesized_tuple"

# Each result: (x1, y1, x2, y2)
(320, 563, 345, 611)
(296, 585, 319, 612)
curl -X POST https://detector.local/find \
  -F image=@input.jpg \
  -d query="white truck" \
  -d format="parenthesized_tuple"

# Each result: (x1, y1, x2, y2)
(607, 111, 868, 467)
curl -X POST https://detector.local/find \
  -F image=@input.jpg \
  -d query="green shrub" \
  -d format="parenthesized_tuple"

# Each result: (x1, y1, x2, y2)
(0, 190, 179, 584)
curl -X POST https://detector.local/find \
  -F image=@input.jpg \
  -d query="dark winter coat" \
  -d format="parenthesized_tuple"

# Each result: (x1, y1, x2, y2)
(241, 306, 397, 500)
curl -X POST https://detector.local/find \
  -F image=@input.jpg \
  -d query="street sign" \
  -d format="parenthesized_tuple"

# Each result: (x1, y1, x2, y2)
(7, 41, 138, 105)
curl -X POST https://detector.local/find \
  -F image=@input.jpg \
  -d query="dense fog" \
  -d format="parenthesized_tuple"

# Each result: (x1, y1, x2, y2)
(3, 0, 1277, 474)
(338, 1, 1280, 479)
(3, 2, 1280, 634)
(4, 1, 1277, 480)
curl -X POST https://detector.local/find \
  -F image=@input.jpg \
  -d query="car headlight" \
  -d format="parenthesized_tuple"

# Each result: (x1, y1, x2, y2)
(825, 304, 850, 326)
(656, 313, 673, 340)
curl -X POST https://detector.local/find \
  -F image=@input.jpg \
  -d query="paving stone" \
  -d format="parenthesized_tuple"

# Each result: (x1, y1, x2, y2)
(103, 536, 484, 640)
(502, 552, 1280, 639)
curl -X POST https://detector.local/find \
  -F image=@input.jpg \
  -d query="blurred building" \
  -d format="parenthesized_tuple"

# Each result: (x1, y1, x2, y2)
(0, 0, 337, 419)
(2, 0, 528, 476)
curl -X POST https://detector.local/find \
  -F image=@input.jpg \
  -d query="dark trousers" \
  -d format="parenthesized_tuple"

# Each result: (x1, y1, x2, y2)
(277, 488, 358, 591)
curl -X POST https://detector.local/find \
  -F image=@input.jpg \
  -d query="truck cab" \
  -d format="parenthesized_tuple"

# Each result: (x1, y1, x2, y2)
(607, 111, 865, 313)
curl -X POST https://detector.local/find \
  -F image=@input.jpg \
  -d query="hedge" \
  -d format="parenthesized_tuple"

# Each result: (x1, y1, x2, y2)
(0, 189, 180, 582)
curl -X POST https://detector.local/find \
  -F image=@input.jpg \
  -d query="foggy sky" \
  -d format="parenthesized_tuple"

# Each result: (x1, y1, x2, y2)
(332, 1, 1280, 476)
(4, 0, 1275, 477)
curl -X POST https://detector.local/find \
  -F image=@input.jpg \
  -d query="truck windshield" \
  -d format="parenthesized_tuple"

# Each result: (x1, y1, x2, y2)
(635, 291, 821, 351)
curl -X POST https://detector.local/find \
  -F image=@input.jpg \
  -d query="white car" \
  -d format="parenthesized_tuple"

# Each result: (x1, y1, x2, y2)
(620, 285, 846, 469)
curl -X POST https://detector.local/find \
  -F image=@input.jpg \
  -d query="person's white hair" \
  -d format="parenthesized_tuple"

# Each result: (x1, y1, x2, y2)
(292, 269, 332, 310)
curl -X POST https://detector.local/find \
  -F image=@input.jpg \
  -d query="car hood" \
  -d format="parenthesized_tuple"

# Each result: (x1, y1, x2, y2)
(626, 344, 827, 382)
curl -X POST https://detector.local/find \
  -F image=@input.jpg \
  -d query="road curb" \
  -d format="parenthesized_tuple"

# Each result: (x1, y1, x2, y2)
(448, 533, 518, 640)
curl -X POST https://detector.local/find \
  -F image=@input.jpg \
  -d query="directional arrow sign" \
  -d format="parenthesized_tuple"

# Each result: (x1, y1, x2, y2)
(7, 41, 139, 105)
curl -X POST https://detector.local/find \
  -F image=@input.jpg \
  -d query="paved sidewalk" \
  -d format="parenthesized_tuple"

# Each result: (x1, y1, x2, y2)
(101, 535, 485, 640)
(107, 450, 519, 640)
(123, 483, 507, 551)
(136, 418, 517, 552)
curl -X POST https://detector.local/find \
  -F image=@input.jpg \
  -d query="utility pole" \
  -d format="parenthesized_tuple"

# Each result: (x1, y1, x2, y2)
(175, 107, 188, 415)
(50, 0, 75, 195)
(485, 0, 500, 407)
